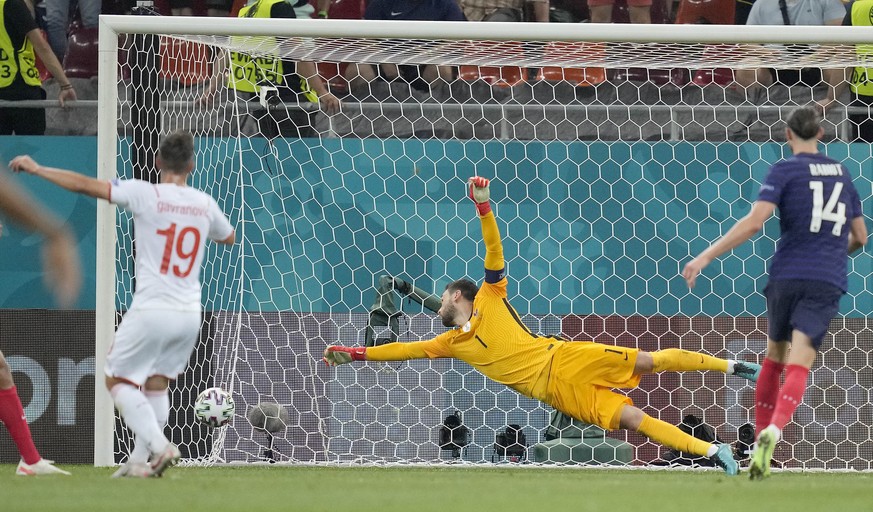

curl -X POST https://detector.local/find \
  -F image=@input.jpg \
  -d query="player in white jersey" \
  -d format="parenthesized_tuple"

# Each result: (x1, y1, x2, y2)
(10, 131, 235, 478)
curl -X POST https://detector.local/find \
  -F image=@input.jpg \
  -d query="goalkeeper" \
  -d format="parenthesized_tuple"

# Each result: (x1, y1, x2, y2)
(325, 176, 759, 476)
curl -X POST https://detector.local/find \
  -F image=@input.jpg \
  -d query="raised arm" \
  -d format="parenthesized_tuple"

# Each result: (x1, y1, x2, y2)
(9, 156, 109, 200)
(468, 176, 504, 281)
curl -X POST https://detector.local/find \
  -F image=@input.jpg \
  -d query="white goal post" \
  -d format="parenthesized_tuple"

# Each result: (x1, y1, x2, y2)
(96, 15, 873, 469)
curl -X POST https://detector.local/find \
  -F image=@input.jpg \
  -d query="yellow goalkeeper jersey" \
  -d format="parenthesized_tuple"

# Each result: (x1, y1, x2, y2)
(365, 211, 565, 401)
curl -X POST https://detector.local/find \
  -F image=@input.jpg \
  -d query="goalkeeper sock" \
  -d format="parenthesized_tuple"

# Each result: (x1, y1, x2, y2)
(111, 384, 169, 455)
(651, 348, 729, 374)
(755, 358, 786, 435)
(769, 364, 810, 431)
(637, 414, 712, 457)
(130, 389, 171, 464)
(0, 386, 41, 464)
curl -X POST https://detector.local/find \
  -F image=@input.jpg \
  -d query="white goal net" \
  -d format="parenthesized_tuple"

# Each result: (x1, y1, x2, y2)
(96, 17, 873, 470)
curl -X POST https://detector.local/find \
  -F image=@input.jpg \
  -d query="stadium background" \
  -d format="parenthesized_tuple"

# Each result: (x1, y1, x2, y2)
(1, 135, 870, 465)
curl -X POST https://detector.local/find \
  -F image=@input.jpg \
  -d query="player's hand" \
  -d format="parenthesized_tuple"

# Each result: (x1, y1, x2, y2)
(468, 176, 492, 216)
(58, 86, 77, 108)
(8, 156, 40, 175)
(323, 346, 366, 366)
(682, 256, 711, 289)
(318, 91, 341, 116)
(468, 176, 490, 203)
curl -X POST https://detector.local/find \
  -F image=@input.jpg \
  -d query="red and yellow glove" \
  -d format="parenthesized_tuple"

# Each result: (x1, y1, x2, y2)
(323, 346, 366, 366)
(468, 176, 491, 216)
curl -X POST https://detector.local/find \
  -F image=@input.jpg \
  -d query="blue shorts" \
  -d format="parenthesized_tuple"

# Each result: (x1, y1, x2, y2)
(764, 279, 843, 349)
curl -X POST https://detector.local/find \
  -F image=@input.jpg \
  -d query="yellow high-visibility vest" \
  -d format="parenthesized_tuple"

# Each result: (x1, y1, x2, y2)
(228, 0, 286, 93)
(851, 0, 873, 97)
(0, 0, 41, 88)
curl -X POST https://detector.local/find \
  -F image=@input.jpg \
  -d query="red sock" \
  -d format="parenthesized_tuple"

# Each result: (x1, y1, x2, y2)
(755, 358, 786, 435)
(769, 364, 810, 431)
(0, 386, 41, 464)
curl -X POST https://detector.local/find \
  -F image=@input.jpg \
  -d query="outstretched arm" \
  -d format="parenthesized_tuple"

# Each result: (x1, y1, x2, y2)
(323, 335, 452, 366)
(683, 200, 776, 288)
(9, 156, 109, 200)
(468, 176, 504, 282)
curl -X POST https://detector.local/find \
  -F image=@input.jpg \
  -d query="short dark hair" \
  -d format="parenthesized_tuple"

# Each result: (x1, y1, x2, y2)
(158, 130, 195, 173)
(445, 278, 478, 302)
(786, 106, 821, 140)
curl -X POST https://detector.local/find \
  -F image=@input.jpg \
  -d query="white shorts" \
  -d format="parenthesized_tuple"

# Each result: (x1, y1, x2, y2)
(105, 309, 201, 386)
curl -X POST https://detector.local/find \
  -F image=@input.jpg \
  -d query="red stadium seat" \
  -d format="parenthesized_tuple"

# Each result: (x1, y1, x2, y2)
(692, 68, 734, 87)
(316, 61, 350, 94)
(536, 42, 606, 87)
(160, 38, 212, 85)
(610, 68, 689, 86)
(537, 66, 606, 86)
(328, 0, 365, 19)
(459, 65, 526, 87)
(62, 26, 98, 79)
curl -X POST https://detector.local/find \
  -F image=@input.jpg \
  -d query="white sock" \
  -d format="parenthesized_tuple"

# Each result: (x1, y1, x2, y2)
(706, 444, 718, 457)
(129, 389, 171, 463)
(726, 360, 737, 375)
(111, 384, 169, 455)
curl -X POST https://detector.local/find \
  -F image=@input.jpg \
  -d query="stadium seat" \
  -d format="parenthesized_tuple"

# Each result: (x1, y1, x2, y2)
(536, 42, 606, 87)
(610, 68, 689, 87)
(459, 65, 526, 87)
(691, 68, 734, 87)
(317, 61, 350, 94)
(160, 38, 212, 85)
(328, 0, 365, 19)
(63, 26, 98, 79)
(537, 66, 606, 87)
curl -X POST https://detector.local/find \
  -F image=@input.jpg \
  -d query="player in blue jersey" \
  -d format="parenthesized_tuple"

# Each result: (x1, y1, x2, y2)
(682, 106, 868, 479)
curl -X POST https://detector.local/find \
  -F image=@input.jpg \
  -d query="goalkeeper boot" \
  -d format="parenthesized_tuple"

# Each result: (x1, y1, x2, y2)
(150, 442, 181, 478)
(16, 459, 71, 476)
(111, 462, 154, 478)
(710, 443, 739, 476)
(733, 362, 761, 383)
(749, 429, 777, 480)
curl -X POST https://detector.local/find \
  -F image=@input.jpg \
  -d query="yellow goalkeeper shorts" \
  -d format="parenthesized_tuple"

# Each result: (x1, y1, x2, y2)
(545, 342, 641, 430)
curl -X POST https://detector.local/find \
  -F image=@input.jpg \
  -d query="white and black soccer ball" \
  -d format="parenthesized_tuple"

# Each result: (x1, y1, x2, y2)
(194, 387, 235, 427)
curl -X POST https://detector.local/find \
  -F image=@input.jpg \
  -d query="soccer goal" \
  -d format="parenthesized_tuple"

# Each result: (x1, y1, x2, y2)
(95, 15, 873, 470)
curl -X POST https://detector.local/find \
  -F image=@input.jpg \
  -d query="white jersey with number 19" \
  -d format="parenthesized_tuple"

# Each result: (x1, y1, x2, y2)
(110, 179, 234, 311)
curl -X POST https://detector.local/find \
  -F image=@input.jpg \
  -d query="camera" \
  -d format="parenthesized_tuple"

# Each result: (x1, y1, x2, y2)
(438, 411, 469, 459)
(259, 86, 282, 108)
(735, 423, 755, 459)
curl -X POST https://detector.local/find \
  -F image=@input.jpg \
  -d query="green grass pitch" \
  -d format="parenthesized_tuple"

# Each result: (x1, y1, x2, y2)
(1, 464, 870, 512)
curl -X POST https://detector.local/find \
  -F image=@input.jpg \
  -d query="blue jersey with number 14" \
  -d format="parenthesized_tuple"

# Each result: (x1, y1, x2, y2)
(758, 152, 862, 292)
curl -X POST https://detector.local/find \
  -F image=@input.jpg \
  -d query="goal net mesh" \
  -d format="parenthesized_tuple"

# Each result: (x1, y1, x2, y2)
(109, 19, 873, 470)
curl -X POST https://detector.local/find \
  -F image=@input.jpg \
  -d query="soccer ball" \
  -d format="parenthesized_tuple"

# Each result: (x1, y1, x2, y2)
(194, 387, 235, 427)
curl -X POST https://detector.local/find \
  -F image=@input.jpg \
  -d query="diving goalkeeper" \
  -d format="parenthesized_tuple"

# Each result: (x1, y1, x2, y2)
(324, 176, 758, 475)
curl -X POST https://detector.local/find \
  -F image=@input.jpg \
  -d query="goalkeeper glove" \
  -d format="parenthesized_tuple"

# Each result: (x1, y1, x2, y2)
(468, 176, 491, 216)
(323, 346, 366, 366)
